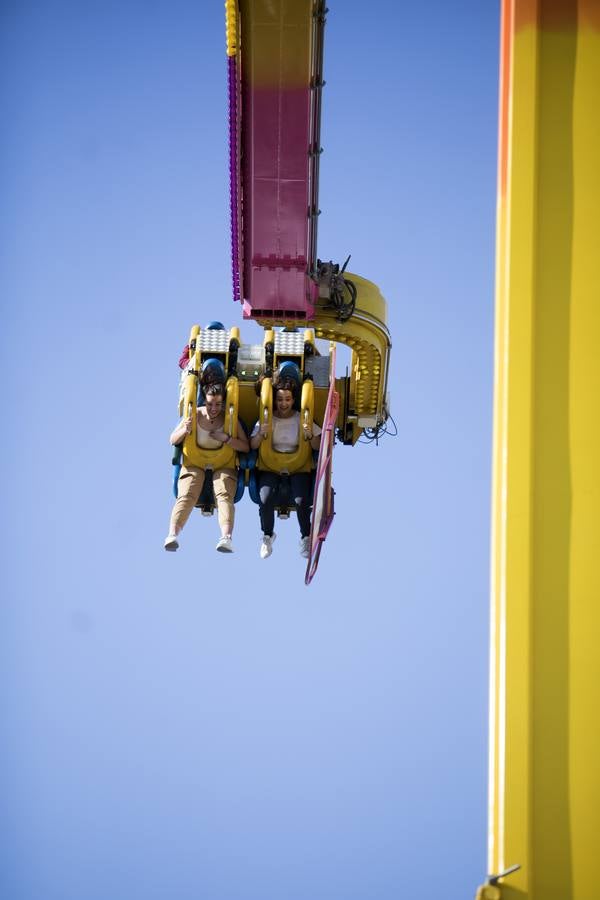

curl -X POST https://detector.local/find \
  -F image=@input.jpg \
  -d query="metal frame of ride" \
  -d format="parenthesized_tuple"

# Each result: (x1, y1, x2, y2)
(173, 1, 392, 583)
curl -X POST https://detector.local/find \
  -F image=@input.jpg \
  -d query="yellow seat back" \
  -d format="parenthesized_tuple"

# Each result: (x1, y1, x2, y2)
(257, 377, 314, 474)
(182, 372, 239, 470)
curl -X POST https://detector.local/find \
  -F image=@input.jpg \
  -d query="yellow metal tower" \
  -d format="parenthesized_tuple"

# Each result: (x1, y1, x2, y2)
(479, 1, 600, 898)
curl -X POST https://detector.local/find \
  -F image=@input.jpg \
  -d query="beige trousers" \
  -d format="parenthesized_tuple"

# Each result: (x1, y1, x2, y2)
(170, 465, 237, 535)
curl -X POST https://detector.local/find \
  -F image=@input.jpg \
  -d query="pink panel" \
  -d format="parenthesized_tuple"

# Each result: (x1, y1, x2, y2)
(237, 0, 322, 319)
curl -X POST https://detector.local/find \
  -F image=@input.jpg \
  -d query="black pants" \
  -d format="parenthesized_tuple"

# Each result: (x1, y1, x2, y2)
(258, 471, 313, 538)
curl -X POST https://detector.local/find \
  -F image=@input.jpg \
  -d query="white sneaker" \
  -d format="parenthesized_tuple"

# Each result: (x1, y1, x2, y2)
(260, 532, 276, 559)
(216, 535, 234, 553)
(299, 536, 310, 558)
(164, 533, 179, 551)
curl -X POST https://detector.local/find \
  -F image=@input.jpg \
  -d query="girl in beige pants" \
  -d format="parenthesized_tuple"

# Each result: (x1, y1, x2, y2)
(164, 384, 249, 553)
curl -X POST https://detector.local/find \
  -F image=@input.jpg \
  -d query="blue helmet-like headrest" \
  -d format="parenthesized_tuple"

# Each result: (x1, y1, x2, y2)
(200, 357, 226, 383)
(278, 361, 301, 386)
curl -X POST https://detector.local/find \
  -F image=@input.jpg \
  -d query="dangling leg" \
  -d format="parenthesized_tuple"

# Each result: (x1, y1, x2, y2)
(291, 472, 313, 557)
(258, 471, 279, 536)
(165, 465, 205, 550)
(213, 468, 238, 552)
(258, 470, 279, 558)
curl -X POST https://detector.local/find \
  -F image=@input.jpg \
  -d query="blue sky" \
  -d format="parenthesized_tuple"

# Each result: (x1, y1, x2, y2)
(1, 2, 499, 898)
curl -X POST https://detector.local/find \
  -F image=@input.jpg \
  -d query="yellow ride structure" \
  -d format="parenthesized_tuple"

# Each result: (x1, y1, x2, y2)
(478, 1, 600, 897)
(173, 2, 392, 568)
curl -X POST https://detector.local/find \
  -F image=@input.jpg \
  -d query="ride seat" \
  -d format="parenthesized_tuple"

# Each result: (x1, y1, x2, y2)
(171, 418, 250, 512)
(247, 463, 317, 519)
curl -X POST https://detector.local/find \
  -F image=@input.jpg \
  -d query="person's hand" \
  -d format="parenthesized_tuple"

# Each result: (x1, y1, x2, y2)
(302, 423, 313, 441)
(184, 416, 192, 434)
(259, 422, 269, 438)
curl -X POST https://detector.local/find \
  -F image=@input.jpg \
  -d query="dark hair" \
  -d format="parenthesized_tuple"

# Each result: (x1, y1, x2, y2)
(253, 373, 300, 407)
(254, 373, 265, 398)
(204, 383, 225, 398)
(200, 357, 226, 388)
(201, 369, 223, 388)
(274, 376, 298, 397)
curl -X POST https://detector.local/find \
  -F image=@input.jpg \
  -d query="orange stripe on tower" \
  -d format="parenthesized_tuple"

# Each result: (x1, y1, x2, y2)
(498, 0, 514, 200)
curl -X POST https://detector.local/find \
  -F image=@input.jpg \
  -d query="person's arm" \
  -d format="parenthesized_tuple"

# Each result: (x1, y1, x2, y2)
(170, 416, 192, 445)
(178, 345, 190, 369)
(303, 421, 322, 451)
(249, 420, 268, 450)
(211, 421, 250, 453)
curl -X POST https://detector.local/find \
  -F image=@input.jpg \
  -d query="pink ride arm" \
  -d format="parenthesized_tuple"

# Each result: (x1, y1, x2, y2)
(305, 348, 339, 585)
(229, 0, 325, 320)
